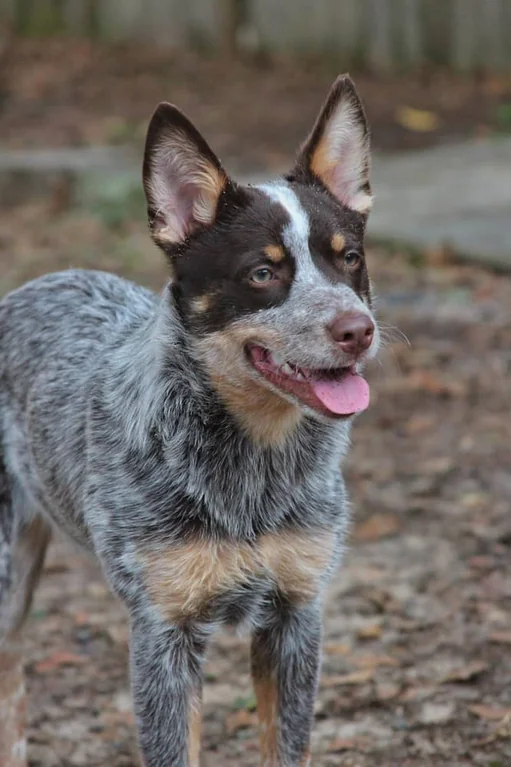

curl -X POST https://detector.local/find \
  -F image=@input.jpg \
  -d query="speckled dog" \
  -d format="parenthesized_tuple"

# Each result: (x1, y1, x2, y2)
(0, 75, 379, 766)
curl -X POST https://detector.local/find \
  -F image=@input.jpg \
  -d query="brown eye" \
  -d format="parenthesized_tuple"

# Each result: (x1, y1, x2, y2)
(250, 267, 275, 285)
(344, 251, 361, 268)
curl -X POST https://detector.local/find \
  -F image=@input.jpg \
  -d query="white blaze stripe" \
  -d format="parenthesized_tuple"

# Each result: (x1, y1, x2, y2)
(257, 183, 367, 313)
(254, 180, 380, 358)
(257, 182, 329, 287)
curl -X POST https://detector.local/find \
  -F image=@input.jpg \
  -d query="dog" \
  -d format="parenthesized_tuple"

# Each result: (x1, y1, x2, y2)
(0, 74, 379, 766)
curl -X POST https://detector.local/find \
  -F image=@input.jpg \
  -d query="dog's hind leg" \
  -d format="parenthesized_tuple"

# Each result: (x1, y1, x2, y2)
(0, 450, 51, 767)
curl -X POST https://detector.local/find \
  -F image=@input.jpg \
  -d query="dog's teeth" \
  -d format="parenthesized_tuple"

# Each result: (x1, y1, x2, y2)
(271, 352, 284, 367)
(295, 370, 306, 381)
(281, 363, 293, 376)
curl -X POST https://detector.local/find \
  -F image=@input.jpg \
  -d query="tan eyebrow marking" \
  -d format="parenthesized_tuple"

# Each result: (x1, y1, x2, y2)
(331, 233, 345, 253)
(264, 245, 285, 263)
(190, 295, 212, 313)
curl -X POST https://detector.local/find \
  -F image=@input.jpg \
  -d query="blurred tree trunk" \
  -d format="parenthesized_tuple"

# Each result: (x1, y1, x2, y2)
(0, 645, 26, 767)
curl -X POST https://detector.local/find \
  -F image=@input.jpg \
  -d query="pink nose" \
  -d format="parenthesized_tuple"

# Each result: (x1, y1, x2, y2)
(328, 312, 374, 356)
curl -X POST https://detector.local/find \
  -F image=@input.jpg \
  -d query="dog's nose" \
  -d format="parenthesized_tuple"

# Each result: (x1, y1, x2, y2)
(328, 313, 374, 355)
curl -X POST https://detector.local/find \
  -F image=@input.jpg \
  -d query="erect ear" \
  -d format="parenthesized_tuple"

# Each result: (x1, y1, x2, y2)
(291, 75, 372, 214)
(143, 103, 228, 246)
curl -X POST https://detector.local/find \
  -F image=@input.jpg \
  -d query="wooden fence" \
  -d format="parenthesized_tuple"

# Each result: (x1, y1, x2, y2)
(1, 0, 510, 71)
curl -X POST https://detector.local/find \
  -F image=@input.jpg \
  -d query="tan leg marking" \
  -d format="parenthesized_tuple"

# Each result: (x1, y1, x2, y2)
(138, 529, 335, 621)
(264, 245, 286, 263)
(1, 516, 51, 639)
(254, 673, 279, 766)
(187, 691, 202, 767)
(0, 646, 27, 767)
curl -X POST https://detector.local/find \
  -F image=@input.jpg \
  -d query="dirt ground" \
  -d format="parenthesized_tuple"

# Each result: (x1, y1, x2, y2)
(0, 40, 510, 767)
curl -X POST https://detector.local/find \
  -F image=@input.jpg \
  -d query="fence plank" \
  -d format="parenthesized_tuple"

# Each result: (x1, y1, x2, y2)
(452, 0, 478, 71)
(331, 0, 364, 66)
(503, 0, 511, 67)
(2, 0, 510, 72)
(400, 0, 423, 65)
(479, 0, 505, 70)
(97, 0, 142, 41)
(364, 0, 395, 72)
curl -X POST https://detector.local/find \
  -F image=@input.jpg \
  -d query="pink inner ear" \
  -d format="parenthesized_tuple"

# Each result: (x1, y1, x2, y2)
(156, 176, 197, 242)
(169, 180, 197, 241)
(328, 136, 368, 208)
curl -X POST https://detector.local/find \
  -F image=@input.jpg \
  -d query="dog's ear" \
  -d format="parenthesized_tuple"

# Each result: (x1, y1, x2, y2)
(291, 75, 372, 215)
(143, 103, 229, 247)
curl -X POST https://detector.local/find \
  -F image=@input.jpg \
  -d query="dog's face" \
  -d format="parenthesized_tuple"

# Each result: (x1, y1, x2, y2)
(143, 76, 380, 442)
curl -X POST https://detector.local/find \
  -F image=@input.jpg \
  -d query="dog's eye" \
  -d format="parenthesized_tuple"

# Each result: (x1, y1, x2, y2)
(250, 267, 275, 284)
(344, 251, 361, 268)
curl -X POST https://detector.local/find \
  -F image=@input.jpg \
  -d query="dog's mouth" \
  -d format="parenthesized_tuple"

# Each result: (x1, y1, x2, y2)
(246, 344, 370, 417)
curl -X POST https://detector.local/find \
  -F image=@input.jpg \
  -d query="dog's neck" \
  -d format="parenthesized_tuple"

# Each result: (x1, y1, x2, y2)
(95, 286, 351, 536)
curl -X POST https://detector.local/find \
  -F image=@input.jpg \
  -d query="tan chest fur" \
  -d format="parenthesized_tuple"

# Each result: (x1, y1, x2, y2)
(138, 529, 336, 622)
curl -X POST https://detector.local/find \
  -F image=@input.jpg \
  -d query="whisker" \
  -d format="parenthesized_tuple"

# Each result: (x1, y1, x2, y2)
(377, 323, 411, 348)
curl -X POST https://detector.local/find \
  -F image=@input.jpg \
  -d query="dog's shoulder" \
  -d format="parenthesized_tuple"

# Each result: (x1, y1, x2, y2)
(0, 269, 156, 393)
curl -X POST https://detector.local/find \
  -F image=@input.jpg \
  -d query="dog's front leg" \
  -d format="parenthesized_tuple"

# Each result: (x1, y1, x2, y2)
(130, 616, 207, 767)
(251, 601, 322, 767)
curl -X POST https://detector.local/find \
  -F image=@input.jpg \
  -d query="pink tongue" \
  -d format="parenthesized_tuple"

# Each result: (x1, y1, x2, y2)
(310, 372, 370, 415)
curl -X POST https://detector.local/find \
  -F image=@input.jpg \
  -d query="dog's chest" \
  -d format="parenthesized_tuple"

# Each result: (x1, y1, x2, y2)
(137, 528, 336, 624)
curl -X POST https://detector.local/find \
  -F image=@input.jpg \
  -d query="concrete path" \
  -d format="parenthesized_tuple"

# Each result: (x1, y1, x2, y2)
(368, 137, 511, 270)
(0, 138, 510, 270)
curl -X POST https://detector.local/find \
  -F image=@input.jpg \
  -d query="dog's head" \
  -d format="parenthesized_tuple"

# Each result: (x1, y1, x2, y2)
(143, 75, 380, 445)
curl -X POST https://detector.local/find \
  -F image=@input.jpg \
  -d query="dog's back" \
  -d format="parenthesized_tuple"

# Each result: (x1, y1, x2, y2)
(0, 269, 155, 408)
(0, 270, 155, 612)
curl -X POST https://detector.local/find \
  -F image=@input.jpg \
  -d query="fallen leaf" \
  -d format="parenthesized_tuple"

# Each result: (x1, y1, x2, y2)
(399, 685, 437, 703)
(421, 457, 454, 476)
(321, 669, 374, 688)
(489, 631, 511, 645)
(461, 492, 488, 510)
(469, 704, 511, 721)
(34, 651, 87, 673)
(225, 709, 257, 735)
(483, 75, 510, 96)
(101, 710, 135, 727)
(424, 245, 455, 267)
(105, 623, 129, 646)
(328, 737, 367, 753)
(418, 701, 455, 724)
(353, 654, 398, 669)
(353, 513, 401, 542)
(113, 690, 132, 713)
(395, 105, 440, 132)
(441, 661, 488, 683)
(324, 642, 351, 656)
(469, 555, 495, 570)
(474, 713, 511, 746)
(73, 611, 91, 626)
(405, 414, 436, 435)
(376, 682, 401, 701)
(363, 587, 400, 613)
(357, 623, 383, 640)
(388, 369, 467, 397)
